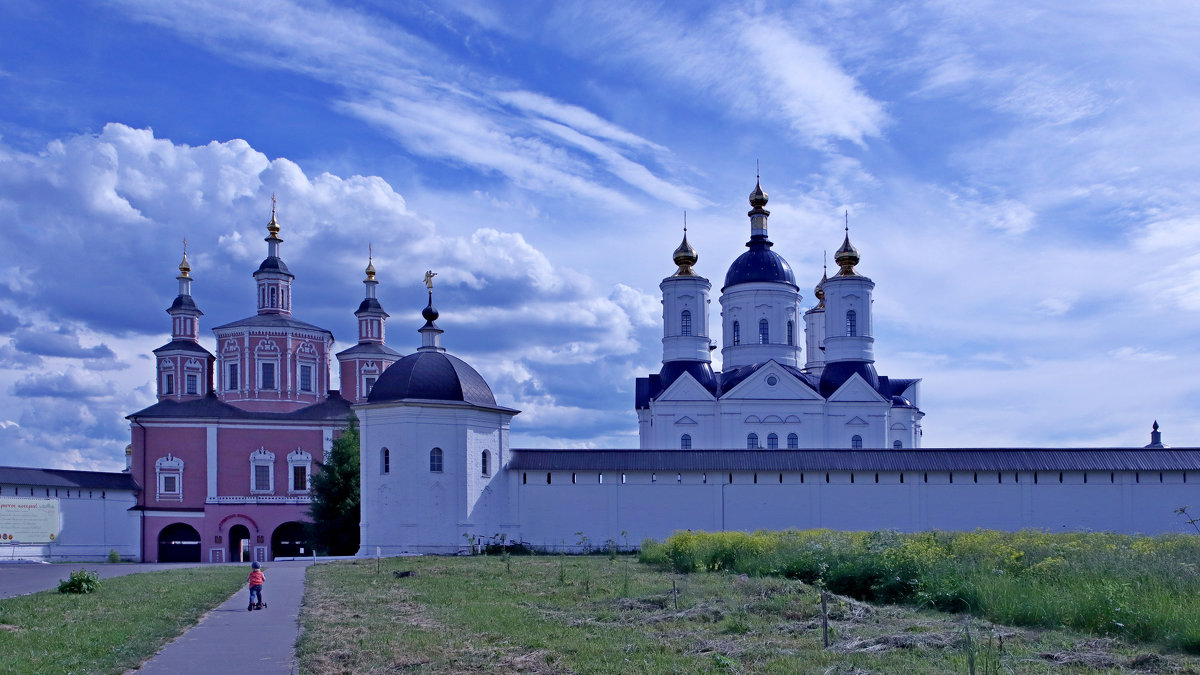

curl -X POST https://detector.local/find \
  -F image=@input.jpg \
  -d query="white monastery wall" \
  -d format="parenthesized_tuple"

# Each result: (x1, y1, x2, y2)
(0, 487, 140, 562)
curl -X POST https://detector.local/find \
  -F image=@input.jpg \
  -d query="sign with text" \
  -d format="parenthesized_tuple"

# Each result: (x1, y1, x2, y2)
(0, 497, 61, 543)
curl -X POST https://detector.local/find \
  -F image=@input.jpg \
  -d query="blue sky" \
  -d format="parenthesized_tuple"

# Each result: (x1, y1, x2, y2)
(2, 1, 1199, 470)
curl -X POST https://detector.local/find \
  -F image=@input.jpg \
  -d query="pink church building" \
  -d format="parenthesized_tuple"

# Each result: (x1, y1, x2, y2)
(128, 206, 400, 562)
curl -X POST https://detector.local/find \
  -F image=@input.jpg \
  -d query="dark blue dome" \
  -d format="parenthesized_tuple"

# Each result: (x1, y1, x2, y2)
(818, 360, 879, 398)
(659, 360, 718, 395)
(723, 237, 796, 289)
(256, 256, 293, 276)
(368, 351, 496, 406)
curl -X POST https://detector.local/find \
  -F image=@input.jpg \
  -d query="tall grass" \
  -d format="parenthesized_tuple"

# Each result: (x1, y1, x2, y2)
(640, 529, 1200, 652)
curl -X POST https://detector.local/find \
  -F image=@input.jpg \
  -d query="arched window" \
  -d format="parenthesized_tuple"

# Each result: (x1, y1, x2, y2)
(681, 310, 692, 336)
(429, 447, 444, 473)
(381, 448, 390, 474)
(747, 433, 759, 449)
(759, 319, 769, 344)
(851, 435, 863, 449)
(732, 321, 740, 345)
(767, 433, 779, 450)
(481, 450, 490, 476)
(787, 433, 799, 449)
(846, 310, 857, 337)
(893, 440, 903, 449)
(787, 320, 794, 346)
(680, 434, 692, 450)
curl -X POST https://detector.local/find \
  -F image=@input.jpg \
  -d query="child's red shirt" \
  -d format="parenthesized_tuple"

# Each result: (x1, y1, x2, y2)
(248, 570, 265, 586)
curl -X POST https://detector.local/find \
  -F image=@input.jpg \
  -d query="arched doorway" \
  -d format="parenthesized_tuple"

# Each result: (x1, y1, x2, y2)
(229, 524, 251, 563)
(271, 522, 312, 559)
(157, 523, 201, 563)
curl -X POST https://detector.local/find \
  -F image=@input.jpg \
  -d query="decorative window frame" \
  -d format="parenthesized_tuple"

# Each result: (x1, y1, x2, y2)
(287, 448, 312, 493)
(184, 358, 204, 396)
(256, 339, 281, 391)
(681, 310, 692, 336)
(249, 447, 276, 494)
(381, 447, 390, 475)
(747, 433, 760, 449)
(159, 359, 175, 396)
(429, 447, 444, 473)
(297, 342, 319, 393)
(759, 318, 769, 344)
(787, 433, 799, 449)
(360, 362, 381, 398)
(767, 433, 779, 449)
(846, 310, 857, 337)
(155, 453, 184, 501)
(851, 435, 863, 449)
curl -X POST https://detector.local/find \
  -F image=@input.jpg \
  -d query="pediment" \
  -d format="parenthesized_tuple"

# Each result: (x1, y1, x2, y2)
(827, 373, 889, 403)
(657, 372, 716, 402)
(722, 361, 821, 401)
(846, 416, 869, 427)
(675, 416, 698, 426)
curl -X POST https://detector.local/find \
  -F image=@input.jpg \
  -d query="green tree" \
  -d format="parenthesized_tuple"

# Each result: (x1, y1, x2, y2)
(309, 414, 360, 555)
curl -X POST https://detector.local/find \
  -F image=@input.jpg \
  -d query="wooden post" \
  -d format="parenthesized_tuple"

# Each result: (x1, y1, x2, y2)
(821, 591, 829, 648)
(673, 579, 679, 611)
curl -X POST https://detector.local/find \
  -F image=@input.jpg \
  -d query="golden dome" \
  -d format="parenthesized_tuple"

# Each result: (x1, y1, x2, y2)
(834, 233, 860, 276)
(749, 179, 769, 210)
(266, 194, 281, 236)
(178, 253, 191, 277)
(814, 270, 827, 308)
(365, 258, 376, 281)
(673, 232, 698, 276)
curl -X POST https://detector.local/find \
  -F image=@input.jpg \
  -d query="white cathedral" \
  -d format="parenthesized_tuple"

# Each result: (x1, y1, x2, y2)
(636, 180, 923, 451)
(355, 180, 1199, 555)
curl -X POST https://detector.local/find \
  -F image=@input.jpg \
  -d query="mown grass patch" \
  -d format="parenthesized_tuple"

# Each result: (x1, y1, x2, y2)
(0, 566, 246, 674)
(641, 529, 1200, 653)
(297, 555, 1200, 673)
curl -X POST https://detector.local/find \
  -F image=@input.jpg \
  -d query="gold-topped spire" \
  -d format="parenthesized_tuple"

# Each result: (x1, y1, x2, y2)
(266, 193, 281, 236)
(834, 210, 860, 276)
(365, 243, 376, 281)
(178, 237, 191, 277)
(672, 212, 698, 276)
(814, 253, 827, 308)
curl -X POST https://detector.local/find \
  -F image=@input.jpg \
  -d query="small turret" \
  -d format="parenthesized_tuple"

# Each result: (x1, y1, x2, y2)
(1145, 421, 1168, 449)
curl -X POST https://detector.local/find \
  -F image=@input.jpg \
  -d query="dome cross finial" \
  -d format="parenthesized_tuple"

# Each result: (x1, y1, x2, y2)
(179, 237, 191, 277)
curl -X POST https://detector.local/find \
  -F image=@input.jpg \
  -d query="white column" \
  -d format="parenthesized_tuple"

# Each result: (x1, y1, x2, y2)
(206, 425, 218, 498)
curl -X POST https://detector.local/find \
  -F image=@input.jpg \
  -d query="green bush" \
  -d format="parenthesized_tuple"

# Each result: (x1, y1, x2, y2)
(58, 569, 101, 594)
(108, 549, 121, 563)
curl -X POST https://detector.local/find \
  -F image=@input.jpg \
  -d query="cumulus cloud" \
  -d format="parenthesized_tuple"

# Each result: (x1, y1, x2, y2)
(0, 125, 654, 467)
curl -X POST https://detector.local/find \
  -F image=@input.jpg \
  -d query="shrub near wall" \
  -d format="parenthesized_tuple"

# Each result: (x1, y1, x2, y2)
(640, 529, 1200, 652)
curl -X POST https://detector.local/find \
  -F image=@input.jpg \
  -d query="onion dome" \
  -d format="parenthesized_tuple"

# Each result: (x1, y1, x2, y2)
(367, 351, 496, 406)
(814, 270, 827, 308)
(365, 258, 376, 281)
(818, 360, 879, 398)
(672, 232, 698, 276)
(178, 253, 191, 278)
(834, 233, 860, 276)
(266, 201, 281, 237)
(422, 294, 439, 324)
(749, 180, 768, 210)
(723, 243, 796, 289)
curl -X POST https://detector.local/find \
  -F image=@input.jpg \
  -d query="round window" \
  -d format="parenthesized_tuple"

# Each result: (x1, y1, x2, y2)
(766, 375, 778, 386)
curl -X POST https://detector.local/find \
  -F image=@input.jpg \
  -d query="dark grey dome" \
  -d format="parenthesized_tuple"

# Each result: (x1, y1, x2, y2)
(168, 294, 200, 313)
(368, 351, 496, 406)
(355, 297, 387, 315)
(818, 360, 879, 398)
(723, 238, 796, 289)
(256, 256, 293, 277)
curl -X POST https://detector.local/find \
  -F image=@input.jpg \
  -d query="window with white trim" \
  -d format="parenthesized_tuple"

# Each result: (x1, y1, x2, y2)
(260, 362, 277, 390)
(747, 433, 759, 449)
(299, 364, 313, 392)
(185, 373, 199, 395)
(759, 319, 769, 344)
(250, 448, 275, 493)
(287, 449, 312, 493)
(155, 454, 184, 501)
(732, 321, 740, 345)
(846, 310, 857, 337)
(226, 362, 239, 391)
(162, 372, 175, 396)
(429, 447, 444, 473)
(787, 433, 799, 449)
(681, 310, 692, 336)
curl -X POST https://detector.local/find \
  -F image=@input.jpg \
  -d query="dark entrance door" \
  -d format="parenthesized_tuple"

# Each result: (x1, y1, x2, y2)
(157, 523, 201, 563)
(271, 522, 311, 559)
(228, 524, 251, 563)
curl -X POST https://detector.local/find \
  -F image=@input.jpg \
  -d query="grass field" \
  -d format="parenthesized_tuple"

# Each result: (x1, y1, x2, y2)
(0, 566, 246, 674)
(297, 554, 1200, 674)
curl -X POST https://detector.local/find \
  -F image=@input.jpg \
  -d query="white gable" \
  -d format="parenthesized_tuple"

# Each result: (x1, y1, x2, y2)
(722, 362, 821, 401)
(656, 372, 716, 403)
(675, 416, 698, 426)
(827, 373, 889, 403)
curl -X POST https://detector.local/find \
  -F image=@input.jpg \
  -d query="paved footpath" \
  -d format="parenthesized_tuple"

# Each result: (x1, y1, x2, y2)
(135, 560, 313, 674)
